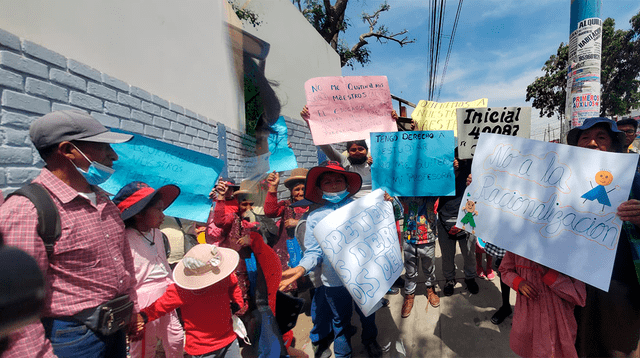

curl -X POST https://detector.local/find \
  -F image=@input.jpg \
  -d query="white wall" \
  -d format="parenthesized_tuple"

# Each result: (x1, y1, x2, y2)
(237, 0, 342, 121)
(0, 0, 245, 130)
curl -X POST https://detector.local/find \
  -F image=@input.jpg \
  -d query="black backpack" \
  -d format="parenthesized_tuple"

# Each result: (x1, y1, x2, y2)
(6, 183, 61, 257)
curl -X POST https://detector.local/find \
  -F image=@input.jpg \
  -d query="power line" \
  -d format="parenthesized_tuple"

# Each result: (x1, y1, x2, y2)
(436, 0, 463, 102)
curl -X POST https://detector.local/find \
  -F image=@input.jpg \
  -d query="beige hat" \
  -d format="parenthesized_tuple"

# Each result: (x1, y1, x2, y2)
(284, 168, 308, 189)
(173, 244, 239, 290)
(233, 179, 258, 196)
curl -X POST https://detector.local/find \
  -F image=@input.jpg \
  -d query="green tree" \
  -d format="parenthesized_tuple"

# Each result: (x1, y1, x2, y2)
(292, 0, 414, 68)
(526, 13, 640, 119)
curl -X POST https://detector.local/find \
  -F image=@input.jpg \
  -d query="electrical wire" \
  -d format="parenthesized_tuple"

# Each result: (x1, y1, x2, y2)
(436, 0, 464, 101)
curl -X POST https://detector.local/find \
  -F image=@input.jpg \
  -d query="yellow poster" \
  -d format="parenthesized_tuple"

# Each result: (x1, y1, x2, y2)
(411, 98, 488, 136)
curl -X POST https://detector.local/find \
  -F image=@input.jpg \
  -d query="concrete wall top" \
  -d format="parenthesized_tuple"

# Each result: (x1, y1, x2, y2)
(0, 0, 244, 131)
(238, 0, 342, 122)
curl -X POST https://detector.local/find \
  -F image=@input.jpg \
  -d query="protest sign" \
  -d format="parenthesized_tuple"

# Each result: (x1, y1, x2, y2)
(456, 106, 531, 159)
(314, 189, 403, 316)
(268, 116, 298, 172)
(101, 130, 224, 223)
(304, 76, 396, 145)
(370, 130, 455, 197)
(458, 133, 638, 291)
(411, 98, 488, 137)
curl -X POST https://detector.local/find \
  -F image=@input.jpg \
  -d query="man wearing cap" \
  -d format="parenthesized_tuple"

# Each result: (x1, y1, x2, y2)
(0, 110, 139, 357)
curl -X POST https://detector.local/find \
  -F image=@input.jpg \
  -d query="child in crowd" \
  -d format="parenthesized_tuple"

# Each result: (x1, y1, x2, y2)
(138, 244, 244, 357)
(499, 251, 586, 357)
(399, 196, 440, 318)
(475, 240, 495, 280)
(112, 182, 184, 358)
(280, 160, 383, 358)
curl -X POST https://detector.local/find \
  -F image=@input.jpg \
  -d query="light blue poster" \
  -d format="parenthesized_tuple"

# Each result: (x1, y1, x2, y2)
(370, 131, 455, 197)
(100, 129, 224, 223)
(268, 116, 298, 172)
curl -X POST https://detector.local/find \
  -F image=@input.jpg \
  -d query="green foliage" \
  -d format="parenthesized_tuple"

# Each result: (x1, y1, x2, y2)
(294, 0, 413, 68)
(525, 43, 569, 120)
(527, 12, 640, 119)
(230, 2, 262, 27)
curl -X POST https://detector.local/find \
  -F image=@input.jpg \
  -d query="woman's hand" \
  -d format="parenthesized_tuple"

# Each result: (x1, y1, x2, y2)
(284, 218, 298, 229)
(466, 174, 472, 187)
(267, 171, 280, 192)
(280, 266, 305, 291)
(300, 105, 310, 123)
(617, 199, 640, 226)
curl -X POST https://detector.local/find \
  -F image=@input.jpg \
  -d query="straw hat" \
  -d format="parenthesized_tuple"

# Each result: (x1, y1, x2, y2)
(284, 168, 309, 190)
(304, 160, 362, 204)
(112, 182, 180, 221)
(173, 244, 239, 290)
(233, 179, 258, 196)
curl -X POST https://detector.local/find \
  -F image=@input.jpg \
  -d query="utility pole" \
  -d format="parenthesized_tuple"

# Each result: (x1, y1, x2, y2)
(566, 0, 603, 129)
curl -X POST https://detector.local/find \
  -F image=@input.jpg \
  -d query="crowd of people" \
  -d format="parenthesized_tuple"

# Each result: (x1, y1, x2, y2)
(1, 108, 640, 358)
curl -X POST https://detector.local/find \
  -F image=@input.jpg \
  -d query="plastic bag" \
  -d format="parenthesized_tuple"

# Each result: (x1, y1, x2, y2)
(232, 315, 251, 345)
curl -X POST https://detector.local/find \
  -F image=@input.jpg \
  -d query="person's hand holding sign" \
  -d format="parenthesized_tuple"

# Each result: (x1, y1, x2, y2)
(267, 171, 280, 193)
(617, 199, 640, 227)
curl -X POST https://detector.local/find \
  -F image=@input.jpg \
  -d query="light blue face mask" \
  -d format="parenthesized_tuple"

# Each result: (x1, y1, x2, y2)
(322, 189, 349, 203)
(71, 144, 115, 186)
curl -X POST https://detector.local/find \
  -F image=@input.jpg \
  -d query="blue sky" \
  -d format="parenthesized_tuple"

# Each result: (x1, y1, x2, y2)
(341, 0, 640, 140)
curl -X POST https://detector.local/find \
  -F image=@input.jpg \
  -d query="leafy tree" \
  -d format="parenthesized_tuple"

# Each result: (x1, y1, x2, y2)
(292, 0, 414, 68)
(526, 13, 640, 119)
(229, 1, 262, 27)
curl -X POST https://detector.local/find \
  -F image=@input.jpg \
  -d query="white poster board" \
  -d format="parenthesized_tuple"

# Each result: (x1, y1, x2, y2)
(457, 133, 638, 291)
(456, 107, 531, 159)
(314, 189, 403, 316)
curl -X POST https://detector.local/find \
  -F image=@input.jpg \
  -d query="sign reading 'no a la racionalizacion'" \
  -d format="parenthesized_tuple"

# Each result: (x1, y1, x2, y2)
(458, 133, 638, 291)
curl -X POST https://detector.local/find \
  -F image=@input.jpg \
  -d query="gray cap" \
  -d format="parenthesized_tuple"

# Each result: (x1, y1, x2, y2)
(29, 110, 132, 149)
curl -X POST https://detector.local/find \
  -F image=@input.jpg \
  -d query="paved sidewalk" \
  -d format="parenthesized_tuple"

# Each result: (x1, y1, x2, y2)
(290, 241, 519, 358)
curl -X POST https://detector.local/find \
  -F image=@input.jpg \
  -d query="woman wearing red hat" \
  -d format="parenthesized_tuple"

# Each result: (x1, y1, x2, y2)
(280, 161, 383, 358)
(112, 182, 184, 358)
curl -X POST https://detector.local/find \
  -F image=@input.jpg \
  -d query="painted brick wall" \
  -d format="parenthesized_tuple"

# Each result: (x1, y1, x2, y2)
(0, 28, 318, 196)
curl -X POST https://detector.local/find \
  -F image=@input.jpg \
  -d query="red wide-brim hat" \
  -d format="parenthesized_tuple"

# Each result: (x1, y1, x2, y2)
(112, 181, 180, 221)
(304, 160, 362, 203)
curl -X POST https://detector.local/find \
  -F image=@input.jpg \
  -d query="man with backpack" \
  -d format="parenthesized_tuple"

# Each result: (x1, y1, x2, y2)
(0, 110, 141, 357)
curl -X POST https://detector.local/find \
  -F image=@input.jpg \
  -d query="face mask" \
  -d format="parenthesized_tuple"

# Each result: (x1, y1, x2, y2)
(322, 189, 349, 203)
(70, 144, 115, 185)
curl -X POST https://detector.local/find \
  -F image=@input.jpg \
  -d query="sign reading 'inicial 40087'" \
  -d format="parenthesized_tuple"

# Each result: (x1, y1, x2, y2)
(456, 106, 531, 159)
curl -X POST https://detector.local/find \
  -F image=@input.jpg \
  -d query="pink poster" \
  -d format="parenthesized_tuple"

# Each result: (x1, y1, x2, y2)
(304, 76, 396, 145)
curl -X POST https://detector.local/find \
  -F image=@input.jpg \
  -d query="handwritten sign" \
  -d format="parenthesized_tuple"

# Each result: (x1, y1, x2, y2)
(304, 76, 396, 145)
(411, 98, 488, 137)
(314, 189, 403, 316)
(370, 131, 455, 197)
(268, 116, 298, 172)
(101, 130, 224, 223)
(458, 133, 638, 291)
(456, 107, 531, 159)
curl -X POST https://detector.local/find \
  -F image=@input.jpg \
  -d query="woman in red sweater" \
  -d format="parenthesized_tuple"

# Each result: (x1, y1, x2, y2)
(264, 168, 309, 293)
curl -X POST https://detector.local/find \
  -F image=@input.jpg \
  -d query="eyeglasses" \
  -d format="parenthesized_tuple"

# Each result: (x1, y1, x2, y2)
(621, 129, 637, 135)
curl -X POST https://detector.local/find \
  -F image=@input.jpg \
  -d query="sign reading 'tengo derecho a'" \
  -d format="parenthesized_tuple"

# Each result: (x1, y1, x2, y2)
(370, 130, 455, 197)
(304, 76, 396, 145)
(458, 133, 638, 291)
(456, 106, 532, 159)
(314, 189, 403, 316)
